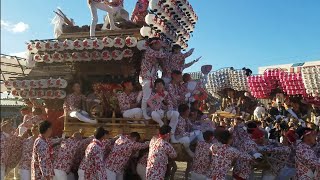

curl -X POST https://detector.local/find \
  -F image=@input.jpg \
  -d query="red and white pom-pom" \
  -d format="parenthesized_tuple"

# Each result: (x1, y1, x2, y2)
(63, 52, 73, 62)
(53, 41, 64, 51)
(63, 39, 74, 50)
(52, 52, 64, 63)
(83, 39, 93, 50)
(102, 50, 112, 61)
(114, 37, 125, 48)
(27, 42, 38, 53)
(73, 39, 84, 50)
(54, 90, 66, 99)
(37, 90, 45, 98)
(71, 52, 80, 61)
(11, 89, 20, 97)
(13, 80, 22, 89)
(137, 40, 148, 50)
(122, 49, 134, 58)
(91, 51, 102, 61)
(44, 41, 54, 51)
(4, 80, 14, 89)
(34, 54, 43, 62)
(125, 36, 137, 47)
(42, 53, 53, 63)
(112, 50, 123, 60)
(35, 41, 45, 51)
(29, 89, 37, 98)
(80, 51, 91, 61)
(45, 90, 54, 99)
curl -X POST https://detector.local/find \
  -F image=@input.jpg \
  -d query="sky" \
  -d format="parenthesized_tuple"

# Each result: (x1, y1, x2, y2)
(1, 0, 320, 74)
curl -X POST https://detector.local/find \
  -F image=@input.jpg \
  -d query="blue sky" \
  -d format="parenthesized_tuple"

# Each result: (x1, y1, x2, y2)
(1, 0, 319, 74)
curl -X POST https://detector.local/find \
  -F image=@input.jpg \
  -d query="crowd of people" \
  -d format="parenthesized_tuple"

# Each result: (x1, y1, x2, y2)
(1, 37, 320, 180)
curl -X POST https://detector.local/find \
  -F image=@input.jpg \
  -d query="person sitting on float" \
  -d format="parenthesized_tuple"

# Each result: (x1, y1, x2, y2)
(63, 82, 97, 124)
(87, 0, 122, 36)
(116, 79, 143, 119)
(147, 78, 179, 127)
(171, 103, 204, 157)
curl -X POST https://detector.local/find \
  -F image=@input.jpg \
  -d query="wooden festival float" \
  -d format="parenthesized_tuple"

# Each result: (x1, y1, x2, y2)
(3, 0, 200, 161)
(206, 67, 256, 118)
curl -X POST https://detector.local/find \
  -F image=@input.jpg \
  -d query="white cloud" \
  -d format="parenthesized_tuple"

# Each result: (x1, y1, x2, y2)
(10, 51, 27, 58)
(1, 20, 29, 33)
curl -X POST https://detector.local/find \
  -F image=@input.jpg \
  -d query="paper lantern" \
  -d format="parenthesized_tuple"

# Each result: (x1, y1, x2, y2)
(63, 52, 73, 62)
(27, 42, 38, 53)
(83, 39, 93, 50)
(102, 36, 114, 47)
(122, 49, 134, 58)
(38, 79, 49, 88)
(114, 37, 125, 48)
(92, 38, 104, 50)
(80, 51, 91, 61)
(54, 90, 66, 99)
(52, 52, 64, 63)
(35, 41, 45, 51)
(125, 36, 137, 47)
(63, 39, 74, 50)
(45, 41, 54, 51)
(73, 39, 84, 50)
(112, 50, 123, 60)
(34, 54, 42, 62)
(42, 53, 53, 63)
(91, 51, 102, 61)
(71, 52, 80, 61)
(102, 50, 112, 61)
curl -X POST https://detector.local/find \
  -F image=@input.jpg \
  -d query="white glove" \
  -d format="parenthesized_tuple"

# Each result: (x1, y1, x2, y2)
(253, 153, 263, 159)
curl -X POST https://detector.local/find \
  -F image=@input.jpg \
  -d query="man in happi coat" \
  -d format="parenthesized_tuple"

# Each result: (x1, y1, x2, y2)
(146, 125, 177, 180)
(117, 79, 143, 119)
(295, 127, 320, 179)
(31, 121, 55, 180)
(139, 38, 166, 120)
(78, 127, 110, 180)
(106, 132, 149, 180)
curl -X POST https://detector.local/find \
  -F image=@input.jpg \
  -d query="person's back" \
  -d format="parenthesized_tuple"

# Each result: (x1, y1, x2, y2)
(146, 136, 177, 179)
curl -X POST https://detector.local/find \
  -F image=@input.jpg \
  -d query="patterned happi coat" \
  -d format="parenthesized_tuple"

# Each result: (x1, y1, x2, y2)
(54, 138, 82, 173)
(79, 139, 108, 180)
(175, 116, 193, 139)
(169, 49, 194, 72)
(208, 142, 253, 180)
(117, 91, 139, 112)
(295, 142, 320, 180)
(232, 124, 259, 179)
(192, 140, 212, 176)
(147, 91, 173, 111)
(5, 134, 24, 174)
(259, 144, 291, 176)
(31, 136, 54, 180)
(131, 0, 149, 24)
(138, 153, 148, 167)
(70, 137, 94, 173)
(168, 83, 188, 110)
(63, 93, 85, 114)
(106, 135, 149, 173)
(19, 137, 36, 170)
(146, 136, 177, 180)
(139, 47, 166, 81)
(1, 132, 10, 167)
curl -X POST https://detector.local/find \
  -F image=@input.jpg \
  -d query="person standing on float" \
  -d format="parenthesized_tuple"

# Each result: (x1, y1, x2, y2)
(139, 38, 166, 120)
(87, 0, 122, 36)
